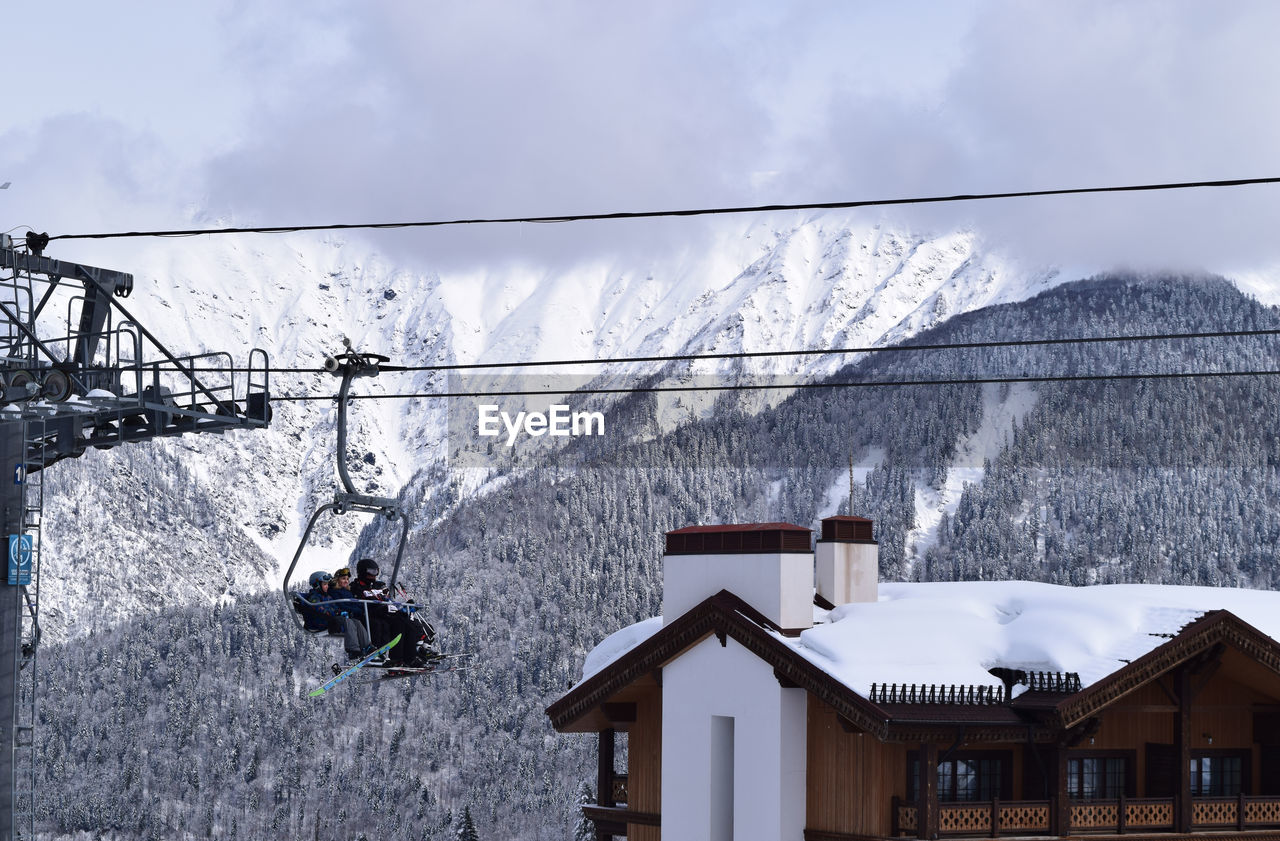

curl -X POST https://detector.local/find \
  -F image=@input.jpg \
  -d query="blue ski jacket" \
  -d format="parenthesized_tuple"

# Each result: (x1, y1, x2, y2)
(298, 587, 347, 632)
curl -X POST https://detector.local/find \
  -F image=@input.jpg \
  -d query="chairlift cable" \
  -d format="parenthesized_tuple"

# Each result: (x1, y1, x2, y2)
(267, 367, 1280, 403)
(136, 325, 1280, 377)
(36, 175, 1280, 243)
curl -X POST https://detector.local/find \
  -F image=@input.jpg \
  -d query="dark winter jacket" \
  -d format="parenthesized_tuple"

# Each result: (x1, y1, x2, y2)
(327, 584, 365, 624)
(329, 583, 356, 603)
(297, 586, 346, 632)
(350, 577, 389, 602)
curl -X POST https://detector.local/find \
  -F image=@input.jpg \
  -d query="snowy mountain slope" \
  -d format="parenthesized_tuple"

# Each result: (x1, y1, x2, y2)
(35, 275, 1280, 841)
(33, 215, 1080, 639)
(904, 381, 1039, 571)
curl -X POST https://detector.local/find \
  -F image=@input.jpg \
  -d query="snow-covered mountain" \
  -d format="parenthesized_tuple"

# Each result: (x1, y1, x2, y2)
(38, 216, 1074, 639)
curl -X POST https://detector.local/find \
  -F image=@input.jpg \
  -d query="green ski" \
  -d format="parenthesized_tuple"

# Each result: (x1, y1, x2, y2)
(308, 633, 401, 698)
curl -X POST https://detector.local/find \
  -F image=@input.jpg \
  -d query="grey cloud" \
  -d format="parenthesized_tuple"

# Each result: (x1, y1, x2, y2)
(790, 1, 1280, 271)
(12, 2, 1280, 277)
(0, 114, 196, 266)
(203, 1, 784, 269)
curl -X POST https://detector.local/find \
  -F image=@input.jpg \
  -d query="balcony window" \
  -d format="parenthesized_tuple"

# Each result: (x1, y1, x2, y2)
(1190, 754, 1244, 797)
(908, 753, 1010, 803)
(1068, 756, 1127, 800)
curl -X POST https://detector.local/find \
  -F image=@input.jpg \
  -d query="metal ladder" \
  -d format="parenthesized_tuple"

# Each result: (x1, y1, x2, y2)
(11, 418, 43, 840)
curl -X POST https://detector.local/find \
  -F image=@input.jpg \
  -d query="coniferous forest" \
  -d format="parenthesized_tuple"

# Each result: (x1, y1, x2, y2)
(33, 275, 1280, 839)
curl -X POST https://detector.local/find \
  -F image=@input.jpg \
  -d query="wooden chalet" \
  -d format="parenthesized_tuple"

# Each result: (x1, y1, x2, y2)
(546, 518, 1280, 841)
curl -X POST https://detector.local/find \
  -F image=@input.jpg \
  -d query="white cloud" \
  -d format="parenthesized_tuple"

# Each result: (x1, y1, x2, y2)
(4, 1, 1280, 275)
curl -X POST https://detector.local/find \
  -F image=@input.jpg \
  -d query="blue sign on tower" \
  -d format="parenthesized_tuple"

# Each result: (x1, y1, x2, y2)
(7, 534, 31, 586)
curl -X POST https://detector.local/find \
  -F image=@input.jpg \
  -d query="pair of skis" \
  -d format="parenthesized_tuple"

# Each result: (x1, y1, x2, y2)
(372, 652, 472, 682)
(307, 634, 470, 698)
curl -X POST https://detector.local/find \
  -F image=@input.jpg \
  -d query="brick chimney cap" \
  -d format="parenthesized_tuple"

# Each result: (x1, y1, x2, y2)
(664, 522, 813, 555)
(667, 522, 812, 535)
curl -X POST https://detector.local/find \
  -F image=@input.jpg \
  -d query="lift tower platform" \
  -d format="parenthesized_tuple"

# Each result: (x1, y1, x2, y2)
(0, 236, 271, 840)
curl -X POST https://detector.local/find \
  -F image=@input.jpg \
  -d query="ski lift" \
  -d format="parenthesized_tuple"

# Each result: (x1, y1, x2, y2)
(281, 341, 411, 632)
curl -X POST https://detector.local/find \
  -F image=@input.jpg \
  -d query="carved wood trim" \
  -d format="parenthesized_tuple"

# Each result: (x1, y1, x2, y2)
(886, 725, 1057, 744)
(1055, 611, 1280, 728)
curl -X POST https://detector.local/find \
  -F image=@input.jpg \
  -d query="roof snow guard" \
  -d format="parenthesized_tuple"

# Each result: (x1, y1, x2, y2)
(664, 522, 812, 555)
(870, 683, 1005, 705)
(1023, 671, 1082, 693)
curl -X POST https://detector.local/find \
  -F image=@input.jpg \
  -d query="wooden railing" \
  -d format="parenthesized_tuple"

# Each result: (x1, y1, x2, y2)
(1074, 797, 1173, 833)
(582, 774, 635, 838)
(581, 805, 660, 835)
(892, 795, 1280, 837)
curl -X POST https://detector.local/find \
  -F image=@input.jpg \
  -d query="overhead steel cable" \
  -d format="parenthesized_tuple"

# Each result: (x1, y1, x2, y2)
(269, 368, 1280, 403)
(39, 175, 1280, 243)
(373, 326, 1280, 373)
(131, 325, 1280, 377)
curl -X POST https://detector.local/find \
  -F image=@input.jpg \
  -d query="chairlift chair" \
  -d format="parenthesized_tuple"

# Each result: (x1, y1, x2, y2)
(281, 344, 411, 632)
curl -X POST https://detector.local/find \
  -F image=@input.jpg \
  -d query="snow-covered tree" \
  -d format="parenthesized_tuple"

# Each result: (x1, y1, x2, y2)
(456, 805, 479, 841)
(574, 781, 596, 841)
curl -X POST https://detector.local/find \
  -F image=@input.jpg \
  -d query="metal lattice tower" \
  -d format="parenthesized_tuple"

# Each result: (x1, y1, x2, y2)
(0, 235, 270, 840)
(10, 419, 44, 840)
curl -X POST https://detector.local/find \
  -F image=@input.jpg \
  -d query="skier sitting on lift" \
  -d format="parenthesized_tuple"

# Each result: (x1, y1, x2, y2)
(298, 571, 345, 633)
(327, 567, 376, 659)
(298, 570, 373, 661)
(351, 558, 438, 667)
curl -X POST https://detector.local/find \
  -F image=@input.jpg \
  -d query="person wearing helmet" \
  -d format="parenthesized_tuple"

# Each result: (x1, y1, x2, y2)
(351, 558, 437, 667)
(298, 571, 344, 634)
(294, 569, 374, 661)
(349, 558, 387, 601)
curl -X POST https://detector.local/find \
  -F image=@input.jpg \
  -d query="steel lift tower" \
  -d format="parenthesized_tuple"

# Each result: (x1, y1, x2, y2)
(0, 234, 270, 840)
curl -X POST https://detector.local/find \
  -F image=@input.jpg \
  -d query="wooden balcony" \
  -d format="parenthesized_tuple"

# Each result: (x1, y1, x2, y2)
(583, 773, 662, 839)
(892, 795, 1280, 837)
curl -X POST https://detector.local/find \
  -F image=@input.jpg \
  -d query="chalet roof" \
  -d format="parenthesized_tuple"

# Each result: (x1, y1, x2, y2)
(546, 590, 891, 736)
(548, 581, 1280, 737)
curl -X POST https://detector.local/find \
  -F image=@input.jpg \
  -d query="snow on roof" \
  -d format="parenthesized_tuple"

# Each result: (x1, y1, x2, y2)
(579, 581, 1280, 697)
(581, 616, 664, 682)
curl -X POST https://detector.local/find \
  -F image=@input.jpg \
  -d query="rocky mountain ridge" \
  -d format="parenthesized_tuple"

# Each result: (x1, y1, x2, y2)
(38, 217, 1059, 640)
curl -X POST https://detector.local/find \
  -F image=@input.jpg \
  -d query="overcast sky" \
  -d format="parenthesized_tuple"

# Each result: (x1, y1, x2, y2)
(4, 1, 1280, 276)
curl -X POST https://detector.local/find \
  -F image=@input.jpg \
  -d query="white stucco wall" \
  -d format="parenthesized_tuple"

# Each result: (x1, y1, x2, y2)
(662, 634, 807, 841)
(663, 552, 814, 629)
(815, 541, 878, 605)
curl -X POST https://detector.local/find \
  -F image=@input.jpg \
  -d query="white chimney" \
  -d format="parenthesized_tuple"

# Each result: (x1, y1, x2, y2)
(815, 516, 878, 605)
(662, 523, 814, 632)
